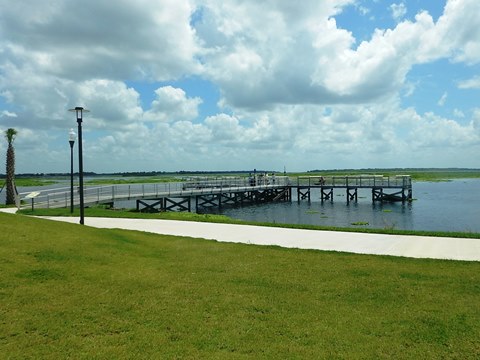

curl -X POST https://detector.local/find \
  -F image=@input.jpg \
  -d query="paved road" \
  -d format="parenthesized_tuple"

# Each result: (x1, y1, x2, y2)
(38, 216, 480, 262)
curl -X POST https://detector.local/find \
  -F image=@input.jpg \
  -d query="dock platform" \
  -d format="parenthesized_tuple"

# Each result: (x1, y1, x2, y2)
(17, 175, 413, 212)
(294, 175, 412, 203)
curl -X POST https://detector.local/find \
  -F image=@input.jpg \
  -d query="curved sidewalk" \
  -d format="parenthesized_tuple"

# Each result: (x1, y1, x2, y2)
(43, 216, 480, 262)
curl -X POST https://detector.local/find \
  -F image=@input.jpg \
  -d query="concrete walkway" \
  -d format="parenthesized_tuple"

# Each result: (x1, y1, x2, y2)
(0, 207, 18, 214)
(39, 216, 480, 262)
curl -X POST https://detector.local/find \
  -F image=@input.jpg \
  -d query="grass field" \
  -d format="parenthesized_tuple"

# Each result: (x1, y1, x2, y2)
(1, 212, 479, 358)
(293, 169, 480, 182)
(0, 178, 58, 187)
(84, 176, 181, 185)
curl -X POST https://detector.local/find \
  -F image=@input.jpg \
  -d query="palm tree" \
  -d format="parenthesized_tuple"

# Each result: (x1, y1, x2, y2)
(5, 128, 17, 205)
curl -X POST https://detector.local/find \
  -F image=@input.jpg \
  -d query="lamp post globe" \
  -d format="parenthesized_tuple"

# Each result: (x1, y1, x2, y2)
(68, 107, 89, 225)
(69, 128, 76, 144)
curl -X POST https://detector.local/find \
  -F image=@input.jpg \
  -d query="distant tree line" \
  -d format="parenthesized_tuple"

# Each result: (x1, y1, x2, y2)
(0, 170, 276, 178)
(307, 168, 480, 173)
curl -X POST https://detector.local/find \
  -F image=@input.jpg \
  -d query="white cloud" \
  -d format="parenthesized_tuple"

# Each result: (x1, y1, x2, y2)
(1, 0, 480, 173)
(458, 76, 480, 89)
(438, 92, 447, 106)
(2, 0, 478, 116)
(357, 6, 370, 16)
(198, 0, 358, 109)
(144, 86, 202, 122)
(0, 0, 202, 81)
(473, 109, 480, 133)
(205, 114, 243, 142)
(411, 112, 478, 148)
(196, 0, 480, 111)
(73, 80, 143, 129)
(1, 110, 17, 118)
(390, 3, 407, 22)
(453, 109, 465, 118)
(424, 0, 480, 64)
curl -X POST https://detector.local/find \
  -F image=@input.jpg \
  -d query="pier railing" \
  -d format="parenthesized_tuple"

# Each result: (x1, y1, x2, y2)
(17, 175, 412, 209)
(296, 175, 412, 188)
(17, 176, 290, 210)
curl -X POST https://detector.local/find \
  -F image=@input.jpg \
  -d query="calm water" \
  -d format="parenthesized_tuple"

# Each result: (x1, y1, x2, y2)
(204, 179, 480, 233)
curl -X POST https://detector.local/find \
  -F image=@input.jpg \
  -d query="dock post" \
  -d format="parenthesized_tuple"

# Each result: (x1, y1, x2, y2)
(346, 188, 358, 204)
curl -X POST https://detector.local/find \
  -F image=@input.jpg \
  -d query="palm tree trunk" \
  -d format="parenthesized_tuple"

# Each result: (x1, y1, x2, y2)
(6, 144, 16, 205)
(5, 128, 17, 205)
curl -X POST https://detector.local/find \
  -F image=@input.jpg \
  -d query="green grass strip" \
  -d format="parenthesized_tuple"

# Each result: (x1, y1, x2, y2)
(0, 178, 58, 187)
(292, 169, 480, 182)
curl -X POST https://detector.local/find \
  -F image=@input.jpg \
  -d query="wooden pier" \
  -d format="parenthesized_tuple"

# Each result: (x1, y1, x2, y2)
(135, 186, 292, 212)
(18, 175, 412, 212)
(294, 175, 412, 203)
(18, 176, 292, 212)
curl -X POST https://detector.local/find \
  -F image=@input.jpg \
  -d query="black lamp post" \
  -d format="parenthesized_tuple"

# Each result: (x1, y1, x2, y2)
(69, 106, 89, 225)
(68, 128, 76, 213)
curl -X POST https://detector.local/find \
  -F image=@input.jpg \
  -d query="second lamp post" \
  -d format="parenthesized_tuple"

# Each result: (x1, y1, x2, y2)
(69, 106, 89, 225)
(68, 128, 76, 213)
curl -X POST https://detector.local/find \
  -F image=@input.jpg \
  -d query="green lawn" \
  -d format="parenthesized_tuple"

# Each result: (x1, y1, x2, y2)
(1, 212, 480, 358)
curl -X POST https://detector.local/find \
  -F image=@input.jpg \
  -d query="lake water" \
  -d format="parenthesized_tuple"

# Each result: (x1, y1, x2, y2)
(203, 179, 480, 233)
(4, 178, 480, 233)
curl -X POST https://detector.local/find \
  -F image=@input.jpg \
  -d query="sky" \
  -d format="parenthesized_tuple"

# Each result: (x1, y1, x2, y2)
(0, 0, 479, 174)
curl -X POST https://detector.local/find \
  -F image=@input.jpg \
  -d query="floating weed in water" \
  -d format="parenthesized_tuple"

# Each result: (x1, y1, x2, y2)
(383, 210, 392, 213)
(305, 210, 319, 214)
(351, 221, 369, 226)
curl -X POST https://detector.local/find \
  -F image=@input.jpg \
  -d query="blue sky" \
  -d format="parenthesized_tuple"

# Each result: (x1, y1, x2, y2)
(1, 0, 479, 173)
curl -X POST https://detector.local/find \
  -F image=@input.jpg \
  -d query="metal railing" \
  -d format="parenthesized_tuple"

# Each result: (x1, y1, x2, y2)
(296, 175, 412, 188)
(17, 176, 291, 210)
(17, 175, 411, 210)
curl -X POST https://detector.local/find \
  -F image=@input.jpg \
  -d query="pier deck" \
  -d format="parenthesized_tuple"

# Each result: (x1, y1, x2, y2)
(17, 175, 412, 211)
